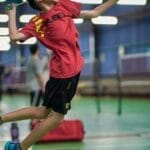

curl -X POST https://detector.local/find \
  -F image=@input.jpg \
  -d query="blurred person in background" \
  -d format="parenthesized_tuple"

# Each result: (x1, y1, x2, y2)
(5, 65, 15, 96)
(0, 63, 5, 112)
(26, 44, 45, 107)
(41, 48, 52, 87)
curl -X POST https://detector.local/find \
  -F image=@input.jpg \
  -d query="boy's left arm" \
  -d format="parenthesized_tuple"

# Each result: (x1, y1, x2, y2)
(79, 0, 118, 19)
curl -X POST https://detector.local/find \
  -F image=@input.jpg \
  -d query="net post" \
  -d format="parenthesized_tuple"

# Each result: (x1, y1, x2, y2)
(117, 45, 125, 115)
(92, 26, 101, 114)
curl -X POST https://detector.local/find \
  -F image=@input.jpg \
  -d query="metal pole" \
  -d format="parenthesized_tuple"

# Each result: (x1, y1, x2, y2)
(92, 26, 101, 113)
(117, 45, 125, 115)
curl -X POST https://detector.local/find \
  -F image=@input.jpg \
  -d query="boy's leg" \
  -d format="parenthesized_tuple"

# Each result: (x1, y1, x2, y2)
(20, 111, 64, 150)
(0, 106, 51, 123)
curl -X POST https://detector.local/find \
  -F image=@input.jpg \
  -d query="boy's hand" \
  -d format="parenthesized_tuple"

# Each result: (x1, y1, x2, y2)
(80, 0, 118, 18)
(5, 3, 16, 14)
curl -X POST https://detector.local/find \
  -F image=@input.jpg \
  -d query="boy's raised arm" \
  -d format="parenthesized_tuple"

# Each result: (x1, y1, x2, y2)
(6, 4, 27, 42)
(79, 0, 118, 19)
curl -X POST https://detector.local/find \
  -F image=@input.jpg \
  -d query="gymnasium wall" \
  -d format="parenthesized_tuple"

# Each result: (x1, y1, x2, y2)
(0, 4, 150, 77)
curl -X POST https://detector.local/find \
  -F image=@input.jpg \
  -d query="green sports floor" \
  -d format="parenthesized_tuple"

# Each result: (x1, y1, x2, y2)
(0, 94, 150, 150)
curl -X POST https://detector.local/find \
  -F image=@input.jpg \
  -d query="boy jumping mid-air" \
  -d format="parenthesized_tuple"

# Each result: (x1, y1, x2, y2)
(0, 0, 117, 149)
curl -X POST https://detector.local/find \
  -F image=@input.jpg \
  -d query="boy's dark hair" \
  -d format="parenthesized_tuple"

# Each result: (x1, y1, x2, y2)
(27, 0, 41, 11)
(30, 44, 39, 55)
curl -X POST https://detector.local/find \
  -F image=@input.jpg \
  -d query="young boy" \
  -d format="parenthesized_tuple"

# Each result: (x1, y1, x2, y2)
(1, 0, 117, 149)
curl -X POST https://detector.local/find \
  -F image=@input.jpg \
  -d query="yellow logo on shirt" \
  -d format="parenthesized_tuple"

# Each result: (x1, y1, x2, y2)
(32, 16, 45, 37)
(65, 103, 70, 109)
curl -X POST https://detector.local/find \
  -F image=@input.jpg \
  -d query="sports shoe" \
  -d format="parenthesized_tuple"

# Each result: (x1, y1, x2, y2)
(4, 141, 21, 150)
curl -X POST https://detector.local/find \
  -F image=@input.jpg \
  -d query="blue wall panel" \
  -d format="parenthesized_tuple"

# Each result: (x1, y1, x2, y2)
(0, 4, 150, 77)
(97, 13, 150, 76)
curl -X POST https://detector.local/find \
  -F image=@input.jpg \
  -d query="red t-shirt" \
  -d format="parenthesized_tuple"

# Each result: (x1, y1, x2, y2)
(20, 0, 84, 78)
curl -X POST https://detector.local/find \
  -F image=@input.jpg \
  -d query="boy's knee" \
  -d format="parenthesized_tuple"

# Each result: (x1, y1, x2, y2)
(34, 107, 50, 119)
(51, 111, 64, 126)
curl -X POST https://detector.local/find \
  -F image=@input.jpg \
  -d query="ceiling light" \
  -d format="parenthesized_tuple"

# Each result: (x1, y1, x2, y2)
(19, 14, 35, 23)
(72, 0, 102, 4)
(0, 14, 8, 22)
(0, 28, 9, 35)
(0, 36, 10, 42)
(92, 16, 118, 25)
(0, 36, 10, 51)
(117, 0, 147, 5)
(0, 43, 11, 51)
(74, 18, 84, 24)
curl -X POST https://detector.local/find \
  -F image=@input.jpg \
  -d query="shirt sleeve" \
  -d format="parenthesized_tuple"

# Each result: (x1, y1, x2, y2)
(19, 19, 36, 39)
(60, 0, 82, 18)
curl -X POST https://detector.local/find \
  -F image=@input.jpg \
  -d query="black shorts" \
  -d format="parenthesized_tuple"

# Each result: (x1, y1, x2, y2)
(42, 73, 80, 114)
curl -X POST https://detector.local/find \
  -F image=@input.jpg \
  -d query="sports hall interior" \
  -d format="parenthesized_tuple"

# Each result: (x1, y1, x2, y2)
(0, 0, 150, 150)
